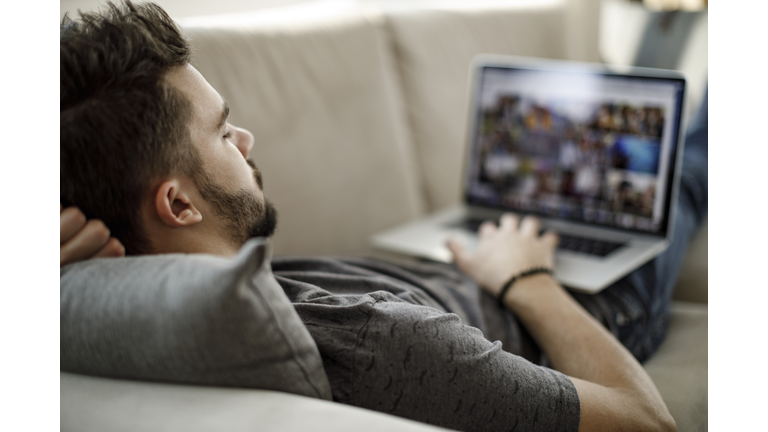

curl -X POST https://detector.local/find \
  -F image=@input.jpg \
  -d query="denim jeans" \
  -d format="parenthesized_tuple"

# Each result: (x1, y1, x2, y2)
(572, 88, 708, 362)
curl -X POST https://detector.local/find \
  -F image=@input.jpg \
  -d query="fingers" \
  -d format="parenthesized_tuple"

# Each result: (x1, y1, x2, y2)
(445, 237, 467, 268)
(92, 237, 126, 259)
(60, 206, 87, 244)
(519, 216, 541, 236)
(478, 220, 497, 237)
(541, 230, 559, 247)
(477, 213, 551, 242)
(61, 204, 124, 267)
(60, 219, 112, 267)
(499, 213, 519, 232)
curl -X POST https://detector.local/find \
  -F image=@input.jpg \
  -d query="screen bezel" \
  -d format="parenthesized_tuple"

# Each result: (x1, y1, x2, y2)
(461, 55, 687, 238)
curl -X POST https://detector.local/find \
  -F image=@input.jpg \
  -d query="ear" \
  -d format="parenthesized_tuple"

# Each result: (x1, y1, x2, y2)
(153, 179, 203, 228)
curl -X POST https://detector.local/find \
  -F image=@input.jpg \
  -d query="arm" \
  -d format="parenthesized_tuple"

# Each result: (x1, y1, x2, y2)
(61, 203, 125, 267)
(447, 213, 676, 432)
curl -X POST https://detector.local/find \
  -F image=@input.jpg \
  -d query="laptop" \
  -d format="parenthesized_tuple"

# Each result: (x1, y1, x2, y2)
(371, 54, 687, 294)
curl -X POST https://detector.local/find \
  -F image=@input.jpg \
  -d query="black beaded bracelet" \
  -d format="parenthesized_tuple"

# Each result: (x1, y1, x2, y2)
(496, 267, 554, 307)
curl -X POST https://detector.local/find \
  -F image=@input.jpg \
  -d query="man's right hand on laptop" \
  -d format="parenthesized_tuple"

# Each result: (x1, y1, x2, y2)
(446, 212, 558, 297)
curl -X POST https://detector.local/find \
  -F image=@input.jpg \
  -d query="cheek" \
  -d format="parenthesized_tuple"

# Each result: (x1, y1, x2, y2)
(203, 154, 244, 189)
(246, 159, 264, 190)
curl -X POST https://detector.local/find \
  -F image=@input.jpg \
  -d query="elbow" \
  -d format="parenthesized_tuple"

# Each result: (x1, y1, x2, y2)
(659, 414, 677, 432)
(654, 400, 677, 432)
(638, 399, 677, 432)
(644, 407, 676, 432)
(642, 390, 677, 432)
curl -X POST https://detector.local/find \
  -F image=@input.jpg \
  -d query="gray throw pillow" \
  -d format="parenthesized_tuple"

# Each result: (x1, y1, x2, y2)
(60, 238, 332, 400)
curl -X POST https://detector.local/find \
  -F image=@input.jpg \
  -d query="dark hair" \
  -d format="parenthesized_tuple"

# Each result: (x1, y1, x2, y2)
(61, 1, 201, 255)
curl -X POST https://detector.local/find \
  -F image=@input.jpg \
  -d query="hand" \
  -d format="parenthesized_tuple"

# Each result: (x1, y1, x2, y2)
(446, 213, 558, 296)
(61, 203, 125, 267)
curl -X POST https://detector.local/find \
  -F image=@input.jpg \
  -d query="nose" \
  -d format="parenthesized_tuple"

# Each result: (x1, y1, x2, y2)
(230, 124, 255, 159)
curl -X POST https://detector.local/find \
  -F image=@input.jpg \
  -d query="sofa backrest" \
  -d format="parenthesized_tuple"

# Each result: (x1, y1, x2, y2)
(383, 2, 573, 212)
(180, 3, 426, 257)
(180, 0, 593, 256)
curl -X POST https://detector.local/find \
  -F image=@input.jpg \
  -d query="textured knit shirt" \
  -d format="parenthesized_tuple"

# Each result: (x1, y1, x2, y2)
(273, 256, 580, 432)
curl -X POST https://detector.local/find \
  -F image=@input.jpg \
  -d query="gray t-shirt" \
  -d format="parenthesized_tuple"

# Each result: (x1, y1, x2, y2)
(273, 256, 580, 432)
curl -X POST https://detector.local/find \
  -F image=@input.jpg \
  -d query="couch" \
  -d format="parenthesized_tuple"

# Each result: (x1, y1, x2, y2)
(61, 1, 707, 430)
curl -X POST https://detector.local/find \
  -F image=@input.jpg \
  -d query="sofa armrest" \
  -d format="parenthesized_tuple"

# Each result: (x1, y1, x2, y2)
(61, 372, 454, 432)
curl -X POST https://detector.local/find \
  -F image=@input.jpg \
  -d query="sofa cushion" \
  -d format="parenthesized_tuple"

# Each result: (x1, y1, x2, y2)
(643, 301, 708, 432)
(60, 238, 332, 400)
(673, 218, 708, 303)
(178, 3, 425, 257)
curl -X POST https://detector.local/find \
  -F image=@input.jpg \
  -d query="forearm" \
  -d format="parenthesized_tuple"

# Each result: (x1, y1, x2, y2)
(503, 274, 635, 382)
(503, 274, 675, 431)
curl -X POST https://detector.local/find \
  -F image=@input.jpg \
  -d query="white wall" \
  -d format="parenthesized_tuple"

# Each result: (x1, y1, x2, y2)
(61, 0, 317, 20)
(61, 0, 569, 20)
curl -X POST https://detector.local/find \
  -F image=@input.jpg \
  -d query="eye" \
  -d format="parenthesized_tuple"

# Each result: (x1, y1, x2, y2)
(223, 131, 233, 140)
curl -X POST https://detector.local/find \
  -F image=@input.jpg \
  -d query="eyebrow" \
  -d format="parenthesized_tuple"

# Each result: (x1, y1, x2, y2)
(215, 100, 230, 132)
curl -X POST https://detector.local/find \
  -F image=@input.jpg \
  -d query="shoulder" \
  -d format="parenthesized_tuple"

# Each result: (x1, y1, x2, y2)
(290, 290, 439, 402)
(360, 298, 485, 362)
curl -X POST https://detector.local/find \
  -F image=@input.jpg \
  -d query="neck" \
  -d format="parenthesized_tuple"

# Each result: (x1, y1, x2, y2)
(149, 228, 241, 257)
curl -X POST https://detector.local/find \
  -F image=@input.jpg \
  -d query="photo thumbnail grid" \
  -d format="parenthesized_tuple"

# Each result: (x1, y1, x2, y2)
(467, 93, 666, 232)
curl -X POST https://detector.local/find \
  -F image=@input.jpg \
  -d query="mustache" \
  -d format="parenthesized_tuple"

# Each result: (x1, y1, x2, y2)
(246, 158, 264, 190)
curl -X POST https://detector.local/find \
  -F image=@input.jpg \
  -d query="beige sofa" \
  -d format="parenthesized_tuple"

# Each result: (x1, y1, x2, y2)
(61, 1, 707, 431)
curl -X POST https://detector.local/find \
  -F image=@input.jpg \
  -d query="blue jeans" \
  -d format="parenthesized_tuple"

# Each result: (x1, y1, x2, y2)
(572, 88, 709, 362)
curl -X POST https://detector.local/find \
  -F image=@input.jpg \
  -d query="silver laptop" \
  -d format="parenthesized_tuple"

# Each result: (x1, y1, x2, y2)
(371, 54, 687, 294)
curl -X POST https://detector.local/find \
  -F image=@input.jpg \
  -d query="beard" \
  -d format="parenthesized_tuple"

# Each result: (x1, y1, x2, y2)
(196, 161, 278, 247)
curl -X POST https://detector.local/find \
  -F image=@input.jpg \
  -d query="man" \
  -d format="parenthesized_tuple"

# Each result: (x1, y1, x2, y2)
(62, 2, 708, 431)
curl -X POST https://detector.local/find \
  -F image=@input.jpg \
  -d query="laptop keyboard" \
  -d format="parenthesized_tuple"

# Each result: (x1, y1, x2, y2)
(450, 217, 627, 258)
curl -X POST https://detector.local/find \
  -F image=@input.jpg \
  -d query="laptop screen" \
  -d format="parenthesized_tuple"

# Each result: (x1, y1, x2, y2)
(464, 64, 685, 235)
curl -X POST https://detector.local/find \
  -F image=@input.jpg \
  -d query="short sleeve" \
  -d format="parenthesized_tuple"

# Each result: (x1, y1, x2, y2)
(349, 299, 580, 432)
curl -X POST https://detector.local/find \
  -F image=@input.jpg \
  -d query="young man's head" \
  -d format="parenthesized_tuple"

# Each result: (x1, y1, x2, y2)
(61, 1, 277, 256)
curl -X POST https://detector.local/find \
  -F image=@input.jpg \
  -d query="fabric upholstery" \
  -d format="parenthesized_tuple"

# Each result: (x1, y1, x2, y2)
(673, 218, 708, 303)
(644, 301, 708, 432)
(60, 372, 452, 432)
(178, 3, 425, 257)
(384, 2, 570, 211)
(60, 238, 332, 400)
